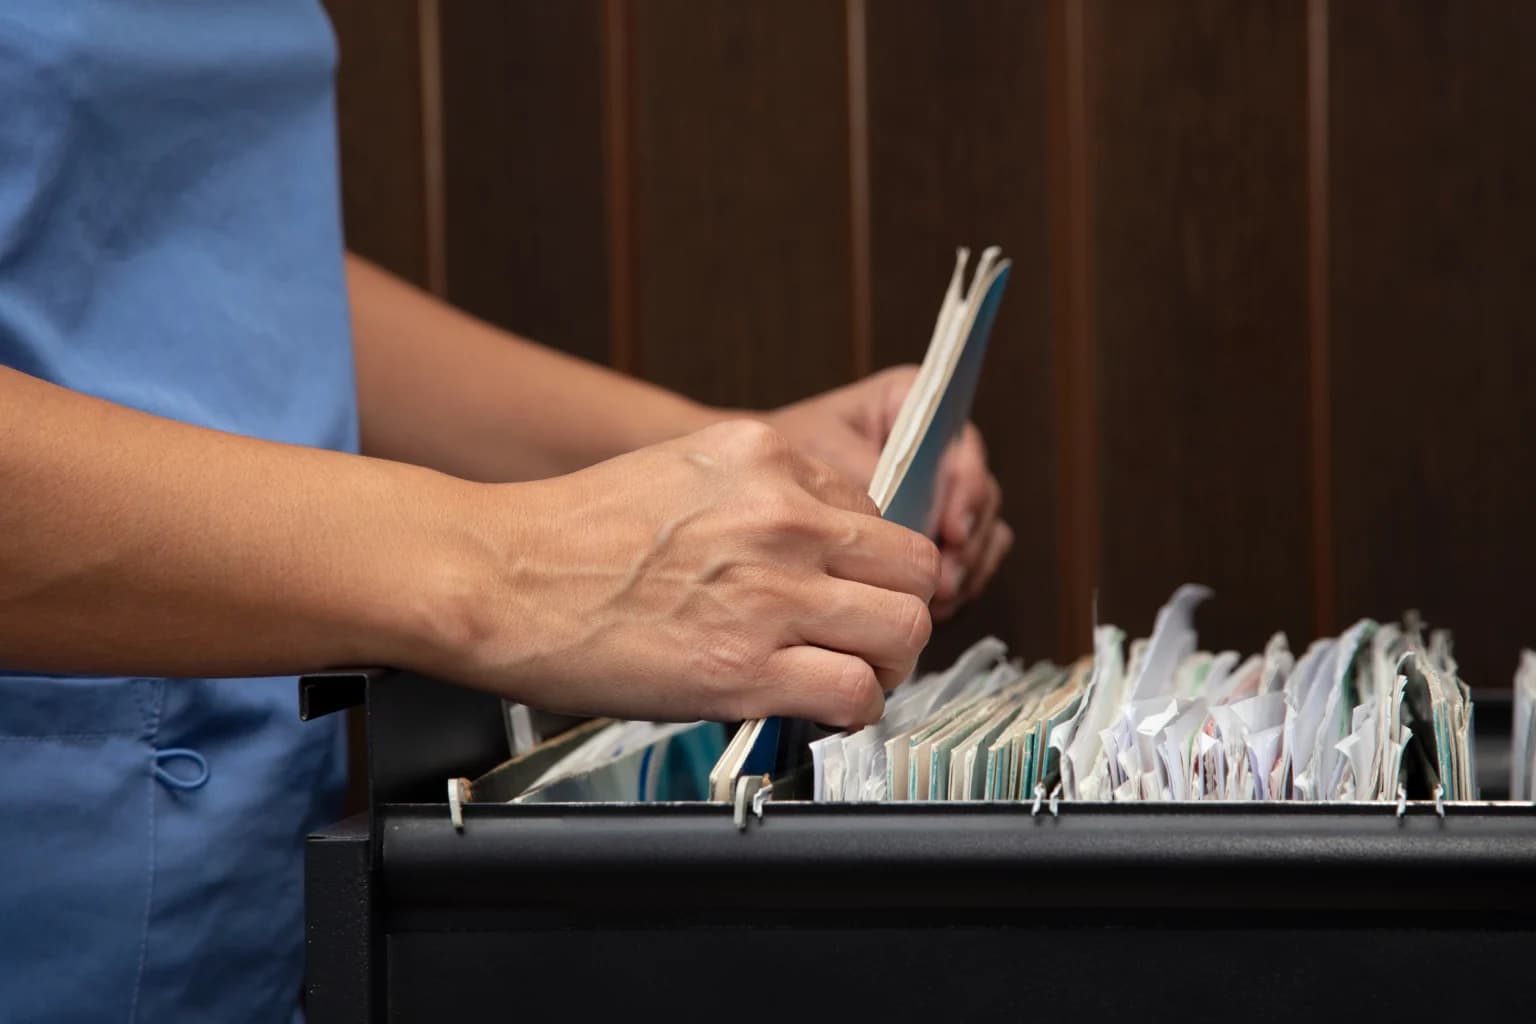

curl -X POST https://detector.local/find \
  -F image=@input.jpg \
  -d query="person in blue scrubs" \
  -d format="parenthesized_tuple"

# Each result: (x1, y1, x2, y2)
(0, 3, 1012, 1020)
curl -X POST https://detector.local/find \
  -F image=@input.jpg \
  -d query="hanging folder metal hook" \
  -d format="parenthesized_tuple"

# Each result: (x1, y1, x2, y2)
(448, 777, 472, 831)
(733, 774, 770, 830)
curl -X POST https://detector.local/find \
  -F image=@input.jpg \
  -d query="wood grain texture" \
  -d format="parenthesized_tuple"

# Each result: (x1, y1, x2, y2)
(1305, 0, 1334, 637)
(1047, 0, 1097, 662)
(865, 0, 1055, 664)
(323, 0, 431, 286)
(1329, 0, 1536, 689)
(437, 0, 611, 364)
(1089, 0, 1314, 652)
(623, 0, 854, 408)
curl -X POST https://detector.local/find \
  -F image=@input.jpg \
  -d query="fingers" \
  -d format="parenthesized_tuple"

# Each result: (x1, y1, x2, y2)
(746, 645, 885, 728)
(793, 577, 932, 691)
(788, 444, 880, 517)
(938, 424, 998, 551)
(932, 519, 1013, 621)
(822, 514, 941, 601)
(935, 424, 1001, 603)
(962, 519, 1013, 604)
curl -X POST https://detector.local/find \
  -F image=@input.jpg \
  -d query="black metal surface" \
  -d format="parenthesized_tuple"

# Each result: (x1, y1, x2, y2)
(1474, 688, 1514, 798)
(365, 671, 507, 806)
(298, 670, 372, 721)
(305, 814, 375, 1024)
(381, 802, 1536, 917)
(387, 924, 1528, 1023)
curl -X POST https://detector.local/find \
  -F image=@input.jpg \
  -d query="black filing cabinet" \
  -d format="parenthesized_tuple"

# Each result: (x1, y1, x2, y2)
(303, 671, 1536, 1023)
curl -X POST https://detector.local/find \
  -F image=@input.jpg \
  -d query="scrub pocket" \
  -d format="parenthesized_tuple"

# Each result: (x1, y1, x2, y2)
(0, 674, 165, 1024)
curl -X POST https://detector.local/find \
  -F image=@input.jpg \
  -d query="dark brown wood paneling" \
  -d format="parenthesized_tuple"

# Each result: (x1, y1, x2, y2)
(1304, 0, 1334, 637)
(1047, 0, 1097, 662)
(1090, 0, 1313, 652)
(324, 0, 431, 286)
(437, 1, 612, 365)
(1329, 1, 1536, 690)
(865, 0, 1054, 664)
(624, 0, 855, 408)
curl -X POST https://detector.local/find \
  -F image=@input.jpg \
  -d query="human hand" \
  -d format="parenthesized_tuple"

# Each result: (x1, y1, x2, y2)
(763, 365, 1012, 620)
(452, 420, 940, 727)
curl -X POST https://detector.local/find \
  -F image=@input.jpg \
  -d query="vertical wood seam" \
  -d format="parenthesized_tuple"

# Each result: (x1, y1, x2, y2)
(1306, 0, 1335, 635)
(1047, 0, 1098, 661)
(417, 0, 447, 296)
(845, 0, 873, 381)
(601, 0, 636, 375)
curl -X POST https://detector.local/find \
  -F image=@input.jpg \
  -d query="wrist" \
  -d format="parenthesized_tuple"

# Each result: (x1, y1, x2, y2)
(365, 467, 508, 684)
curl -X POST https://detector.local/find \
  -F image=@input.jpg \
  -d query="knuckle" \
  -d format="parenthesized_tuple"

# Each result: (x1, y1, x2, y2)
(897, 593, 933, 656)
(829, 658, 880, 727)
(812, 461, 847, 500)
(694, 630, 758, 683)
(751, 488, 807, 534)
(690, 640, 763, 720)
(721, 418, 787, 460)
(830, 516, 863, 553)
(909, 531, 942, 590)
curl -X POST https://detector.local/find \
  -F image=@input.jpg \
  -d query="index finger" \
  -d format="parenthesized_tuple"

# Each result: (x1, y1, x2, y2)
(788, 447, 881, 518)
(937, 423, 995, 549)
(823, 512, 941, 602)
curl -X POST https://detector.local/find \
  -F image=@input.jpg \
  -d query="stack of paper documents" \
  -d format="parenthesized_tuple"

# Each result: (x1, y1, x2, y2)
(809, 638, 1091, 802)
(812, 584, 1480, 804)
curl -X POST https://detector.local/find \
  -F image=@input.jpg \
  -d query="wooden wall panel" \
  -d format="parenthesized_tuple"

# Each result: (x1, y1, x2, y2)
(1089, 0, 1314, 652)
(865, 1, 1056, 664)
(325, 0, 1536, 691)
(324, 0, 431, 286)
(1329, 1, 1536, 690)
(623, 0, 855, 408)
(438, 1, 612, 365)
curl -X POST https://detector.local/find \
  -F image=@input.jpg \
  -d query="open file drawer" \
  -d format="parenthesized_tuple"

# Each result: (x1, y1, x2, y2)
(302, 670, 1536, 1024)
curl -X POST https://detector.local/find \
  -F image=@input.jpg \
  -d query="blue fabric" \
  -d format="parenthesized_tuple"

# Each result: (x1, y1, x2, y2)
(0, 2, 353, 1020)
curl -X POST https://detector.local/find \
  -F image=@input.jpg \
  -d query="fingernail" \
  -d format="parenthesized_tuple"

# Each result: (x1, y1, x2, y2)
(960, 513, 975, 537)
(942, 557, 966, 598)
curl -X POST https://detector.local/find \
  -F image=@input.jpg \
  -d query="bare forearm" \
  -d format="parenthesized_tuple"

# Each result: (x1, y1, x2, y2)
(0, 365, 485, 680)
(0, 362, 944, 728)
(348, 255, 717, 481)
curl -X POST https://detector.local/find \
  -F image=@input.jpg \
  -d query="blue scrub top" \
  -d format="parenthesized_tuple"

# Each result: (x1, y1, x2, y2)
(0, 2, 354, 1020)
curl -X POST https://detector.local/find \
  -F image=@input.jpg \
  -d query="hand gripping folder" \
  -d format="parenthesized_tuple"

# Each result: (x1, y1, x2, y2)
(707, 247, 1012, 802)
